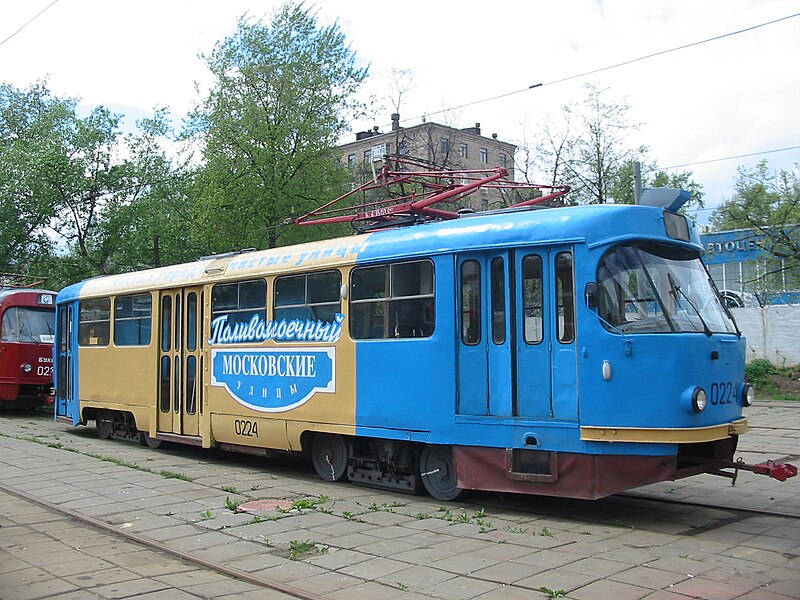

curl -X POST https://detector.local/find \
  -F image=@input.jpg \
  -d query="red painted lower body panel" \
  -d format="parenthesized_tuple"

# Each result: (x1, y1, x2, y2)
(0, 382, 52, 405)
(453, 446, 677, 500)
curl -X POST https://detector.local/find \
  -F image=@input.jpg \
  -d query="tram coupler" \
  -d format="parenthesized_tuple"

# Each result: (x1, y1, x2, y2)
(747, 459, 798, 482)
(683, 456, 798, 485)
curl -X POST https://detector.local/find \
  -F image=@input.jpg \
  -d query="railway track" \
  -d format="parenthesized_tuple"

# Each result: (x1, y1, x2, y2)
(4, 410, 799, 527)
(617, 490, 800, 521)
(2, 409, 799, 599)
(0, 480, 321, 600)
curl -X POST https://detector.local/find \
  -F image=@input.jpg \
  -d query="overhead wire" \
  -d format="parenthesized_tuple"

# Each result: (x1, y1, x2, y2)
(397, 11, 800, 126)
(661, 145, 800, 170)
(0, 0, 62, 48)
(348, 12, 800, 172)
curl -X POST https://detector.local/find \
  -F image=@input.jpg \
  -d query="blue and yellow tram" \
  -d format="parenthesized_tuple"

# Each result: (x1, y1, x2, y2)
(54, 199, 790, 500)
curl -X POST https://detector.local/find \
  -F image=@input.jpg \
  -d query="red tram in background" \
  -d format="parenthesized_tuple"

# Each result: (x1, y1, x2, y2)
(0, 273, 56, 408)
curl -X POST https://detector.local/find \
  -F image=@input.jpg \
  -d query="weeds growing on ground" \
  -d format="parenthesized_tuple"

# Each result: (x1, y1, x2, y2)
(160, 470, 193, 481)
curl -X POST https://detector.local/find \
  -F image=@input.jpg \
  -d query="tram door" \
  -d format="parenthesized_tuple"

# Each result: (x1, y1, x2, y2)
(457, 248, 577, 420)
(55, 303, 77, 422)
(515, 248, 578, 420)
(157, 287, 203, 437)
(457, 252, 514, 416)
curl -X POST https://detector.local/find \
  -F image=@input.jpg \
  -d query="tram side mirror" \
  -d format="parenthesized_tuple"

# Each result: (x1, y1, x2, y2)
(585, 282, 598, 310)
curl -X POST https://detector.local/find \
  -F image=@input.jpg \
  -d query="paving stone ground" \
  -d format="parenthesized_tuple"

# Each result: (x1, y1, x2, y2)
(0, 402, 798, 599)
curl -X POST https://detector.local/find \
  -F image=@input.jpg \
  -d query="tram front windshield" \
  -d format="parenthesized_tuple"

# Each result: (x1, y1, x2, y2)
(1, 307, 56, 343)
(597, 244, 737, 335)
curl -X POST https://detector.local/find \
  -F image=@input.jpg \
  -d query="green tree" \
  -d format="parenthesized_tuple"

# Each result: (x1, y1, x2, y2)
(534, 83, 647, 204)
(0, 81, 68, 272)
(610, 161, 704, 210)
(1, 81, 195, 288)
(187, 3, 369, 251)
(97, 110, 199, 272)
(710, 160, 800, 280)
(521, 83, 702, 209)
(48, 105, 195, 280)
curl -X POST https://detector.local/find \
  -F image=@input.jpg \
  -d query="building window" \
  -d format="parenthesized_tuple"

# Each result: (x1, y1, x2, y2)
(459, 143, 468, 159)
(347, 154, 356, 168)
(499, 153, 507, 167)
(350, 260, 435, 340)
(480, 148, 488, 164)
(114, 293, 152, 346)
(398, 140, 408, 155)
(440, 138, 450, 155)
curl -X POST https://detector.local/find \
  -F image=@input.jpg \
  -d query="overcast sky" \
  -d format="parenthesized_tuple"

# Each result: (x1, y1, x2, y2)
(2, 0, 798, 223)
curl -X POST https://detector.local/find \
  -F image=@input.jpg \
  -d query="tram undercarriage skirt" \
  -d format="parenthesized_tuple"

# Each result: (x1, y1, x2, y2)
(453, 446, 677, 500)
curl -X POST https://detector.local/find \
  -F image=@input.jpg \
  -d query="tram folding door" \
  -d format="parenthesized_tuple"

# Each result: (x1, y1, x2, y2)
(55, 302, 78, 423)
(157, 288, 203, 437)
(456, 248, 578, 421)
(514, 248, 578, 421)
(457, 251, 514, 417)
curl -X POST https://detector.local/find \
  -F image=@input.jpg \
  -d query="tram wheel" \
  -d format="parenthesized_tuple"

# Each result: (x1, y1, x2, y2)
(95, 413, 113, 440)
(138, 431, 162, 449)
(419, 445, 463, 501)
(311, 433, 348, 482)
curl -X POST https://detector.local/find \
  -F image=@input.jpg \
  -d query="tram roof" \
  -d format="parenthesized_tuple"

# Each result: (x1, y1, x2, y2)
(0, 288, 57, 303)
(58, 203, 699, 301)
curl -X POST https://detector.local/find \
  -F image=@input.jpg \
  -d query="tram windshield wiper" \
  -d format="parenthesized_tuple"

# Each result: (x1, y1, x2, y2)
(667, 273, 712, 337)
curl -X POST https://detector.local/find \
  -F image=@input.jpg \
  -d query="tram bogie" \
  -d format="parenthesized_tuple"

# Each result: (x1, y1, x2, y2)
(53, 183, 796, 499)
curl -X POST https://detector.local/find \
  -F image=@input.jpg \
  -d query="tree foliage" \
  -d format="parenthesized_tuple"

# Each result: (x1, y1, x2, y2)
(0, 81, 193, 288)
(0, 82, 69, 268)
(710, 160, 800, 272)
(188, 3, 369, 251)
(520, 83, 702, 209)
(528, 83, 646, 204)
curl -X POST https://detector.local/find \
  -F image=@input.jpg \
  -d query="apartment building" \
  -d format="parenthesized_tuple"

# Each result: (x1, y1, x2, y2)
(339, 114, 518, 211)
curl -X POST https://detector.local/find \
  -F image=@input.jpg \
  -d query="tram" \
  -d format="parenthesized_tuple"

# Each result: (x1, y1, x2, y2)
(0, 274, 57, 408)
(53, 164, 796, 499)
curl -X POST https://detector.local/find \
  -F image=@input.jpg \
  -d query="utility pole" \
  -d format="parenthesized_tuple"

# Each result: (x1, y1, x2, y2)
(633, 161, 642, 204)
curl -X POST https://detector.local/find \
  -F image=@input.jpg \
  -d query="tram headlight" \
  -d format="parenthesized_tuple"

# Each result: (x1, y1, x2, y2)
(692, 387, 707, 413)
(22, 363, 33, 373)
(741, 383, 755, 407)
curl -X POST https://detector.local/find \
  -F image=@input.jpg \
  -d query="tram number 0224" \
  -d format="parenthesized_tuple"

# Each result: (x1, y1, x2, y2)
(234, 419, 259, 437)
(709, 382, 735, 405)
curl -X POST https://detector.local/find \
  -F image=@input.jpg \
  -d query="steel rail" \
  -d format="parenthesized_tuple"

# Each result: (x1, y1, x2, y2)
(0, 480, 324, 600)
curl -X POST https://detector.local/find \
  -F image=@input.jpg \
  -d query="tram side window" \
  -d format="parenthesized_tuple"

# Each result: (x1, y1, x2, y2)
(114, 294, 152, 346)
(490, 258, 506, 344)
(211, 279, 267, 330)
(460, 260, 481, 345)
(350, 260, 435, 339)
(555, 252, 575, 343)
(275, 270, 341, 323)
(78, 298, 111, 346)
(522, 255, 544, 344)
